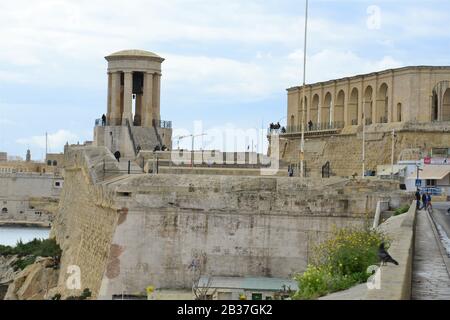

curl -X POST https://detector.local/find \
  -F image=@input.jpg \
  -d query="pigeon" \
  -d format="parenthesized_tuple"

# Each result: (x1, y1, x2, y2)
(378, 242, 399, 266)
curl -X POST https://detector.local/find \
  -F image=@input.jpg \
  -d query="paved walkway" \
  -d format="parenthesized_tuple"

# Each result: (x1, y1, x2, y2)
(411, 209, 450, 300)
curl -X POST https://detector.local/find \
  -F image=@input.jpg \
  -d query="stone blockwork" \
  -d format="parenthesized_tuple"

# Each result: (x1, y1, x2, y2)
(51, 146, 121, 299)
(278, 122, 450, 177)
(51, 146, 411, 299)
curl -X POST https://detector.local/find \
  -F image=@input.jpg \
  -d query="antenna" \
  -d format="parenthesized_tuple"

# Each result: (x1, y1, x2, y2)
(45, 132, 48, 160)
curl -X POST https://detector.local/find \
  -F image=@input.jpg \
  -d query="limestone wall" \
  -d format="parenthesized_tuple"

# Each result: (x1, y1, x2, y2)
(279, 124, 450, 177)
(52, 146, 411, 299)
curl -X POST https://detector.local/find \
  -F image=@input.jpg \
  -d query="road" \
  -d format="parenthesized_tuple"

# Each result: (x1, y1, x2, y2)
(431, 202, 450, 252)
(411, 202, 450, 300)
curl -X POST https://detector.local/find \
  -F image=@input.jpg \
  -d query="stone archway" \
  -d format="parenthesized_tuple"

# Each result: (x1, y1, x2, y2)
(299, 97, 307, 127)
(290, 115, 295, 129)
(311, 94, 319, 124)
(443, 88, 450, 121)
(377, 83, 388, 123)
(322, 92, 332, 125)
(348, 88, 359, 125)
(364, 86, 373, 124)
(431, 81, 450, 121)
(334, 90, 345, 124)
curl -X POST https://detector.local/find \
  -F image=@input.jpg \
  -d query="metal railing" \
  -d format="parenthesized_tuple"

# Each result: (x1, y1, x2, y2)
(126, 119, 138, 156)
(269, 121, 345, 135)
(153, 119, 172, 129)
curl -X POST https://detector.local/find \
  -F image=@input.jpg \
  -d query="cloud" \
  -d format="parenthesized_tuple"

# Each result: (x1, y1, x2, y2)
(282, 49, 403, 86)
(16, 129, 79, 151)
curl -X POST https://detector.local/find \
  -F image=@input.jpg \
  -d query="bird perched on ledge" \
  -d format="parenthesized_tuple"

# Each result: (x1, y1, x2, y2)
(378, 242, 399, 266)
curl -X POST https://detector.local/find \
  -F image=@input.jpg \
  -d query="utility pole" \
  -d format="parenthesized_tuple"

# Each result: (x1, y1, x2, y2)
(45, 132, 48, 160)
(299, 0, 309, 179)
(191, 133, 207, 167)
(391, 129, 396, 179)
(362, 112, 366, 178)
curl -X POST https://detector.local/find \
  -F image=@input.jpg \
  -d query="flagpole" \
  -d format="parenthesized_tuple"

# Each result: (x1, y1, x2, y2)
(300, 0, 309, 178)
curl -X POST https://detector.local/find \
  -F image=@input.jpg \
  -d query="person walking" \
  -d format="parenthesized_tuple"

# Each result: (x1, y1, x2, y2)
(415, 189, 421, 209)
(426, 192, 433, 212)
(421, 192, 427, 210)
(101, 114, 106, 126)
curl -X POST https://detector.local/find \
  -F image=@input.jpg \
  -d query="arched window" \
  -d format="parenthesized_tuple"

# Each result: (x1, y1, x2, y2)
(348, 88, 359, 125)
(47, 160, 52, 166)
(290, 115, 295, 131)
(443, 88, 450, 121)
(364, 86, 373, 124)
(1, 208, 7, 214)
(377, 83, 389, 123)
(431, 81, 450, 121)
(311, 94, 320, 124)
(397, 103, 402, 122)
(299, 97, 307, 127)
(53, 160, 58, 166)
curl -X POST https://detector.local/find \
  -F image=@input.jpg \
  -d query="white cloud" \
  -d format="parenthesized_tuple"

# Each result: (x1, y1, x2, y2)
(16, 129, 79, 151)
(282, 49, 403, 86)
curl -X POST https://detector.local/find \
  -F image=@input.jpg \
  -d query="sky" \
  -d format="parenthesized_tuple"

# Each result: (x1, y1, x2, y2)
(0, 0, 449, 159)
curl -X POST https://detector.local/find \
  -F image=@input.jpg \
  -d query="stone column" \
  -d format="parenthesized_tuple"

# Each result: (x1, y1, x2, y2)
(110, 72, 121, 125)
(344, 80, 349, 126)
(122, 72, 133, 126)
(152, 73, 161, 125)
(142, 73, 154, 127)
(106, 72, 112, 125)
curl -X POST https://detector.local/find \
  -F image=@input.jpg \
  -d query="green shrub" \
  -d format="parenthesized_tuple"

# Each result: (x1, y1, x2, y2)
(294, 227, 387, 300)
(0, 238, 62, 271)
(394, 205, 410, 216)
(11, 256, 37, 271)
(66, 288, 92, 300)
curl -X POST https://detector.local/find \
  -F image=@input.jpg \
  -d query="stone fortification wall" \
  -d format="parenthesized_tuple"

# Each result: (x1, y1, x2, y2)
(51, 146, 411, 299)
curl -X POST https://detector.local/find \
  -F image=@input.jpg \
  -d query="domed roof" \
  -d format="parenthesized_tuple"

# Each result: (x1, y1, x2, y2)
(105, 50, 164, 61)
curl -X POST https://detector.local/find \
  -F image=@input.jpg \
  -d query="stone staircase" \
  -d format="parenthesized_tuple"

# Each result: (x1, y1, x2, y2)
(129, 126, 161, 152)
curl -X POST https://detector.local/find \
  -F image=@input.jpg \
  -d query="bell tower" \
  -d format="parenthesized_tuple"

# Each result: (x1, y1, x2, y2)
(94, 50, 172, 159)
(105, 50, 164, 127)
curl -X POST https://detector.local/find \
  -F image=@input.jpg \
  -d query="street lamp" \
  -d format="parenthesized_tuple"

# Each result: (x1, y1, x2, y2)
(416, 163, 423, 191)
(299, 0, 309, 179)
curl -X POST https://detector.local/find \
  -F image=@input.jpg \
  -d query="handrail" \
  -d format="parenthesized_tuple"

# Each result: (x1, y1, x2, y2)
(125, 119, 138, 156)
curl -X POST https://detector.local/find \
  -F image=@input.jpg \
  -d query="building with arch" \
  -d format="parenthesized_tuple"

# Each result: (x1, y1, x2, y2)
(94, 50, 173, 159)
(286, 66, 450, 129)
(277, 66, 450, 177)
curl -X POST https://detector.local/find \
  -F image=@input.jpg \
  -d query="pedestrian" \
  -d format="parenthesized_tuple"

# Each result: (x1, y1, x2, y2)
(102, 114, 106, 126)
(415, 189, 421, 209)
(308, 120, 313, 131)
(288, 166, 294, 177)
(421, 192, 427, 210)
(426, 192, 432, 212)
(114, 150, 121, 162)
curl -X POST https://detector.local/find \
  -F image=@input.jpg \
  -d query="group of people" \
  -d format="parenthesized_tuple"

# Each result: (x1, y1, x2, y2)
(415, 189, 433, 211)
(269, 122, 281, 130)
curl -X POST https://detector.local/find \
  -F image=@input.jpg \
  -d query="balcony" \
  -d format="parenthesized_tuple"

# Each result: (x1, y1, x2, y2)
(268, 121, 345, 136)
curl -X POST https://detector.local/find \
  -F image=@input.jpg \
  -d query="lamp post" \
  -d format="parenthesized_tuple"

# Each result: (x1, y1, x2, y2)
(299, 0, 309, 179)
(391, 129, 396, 179)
